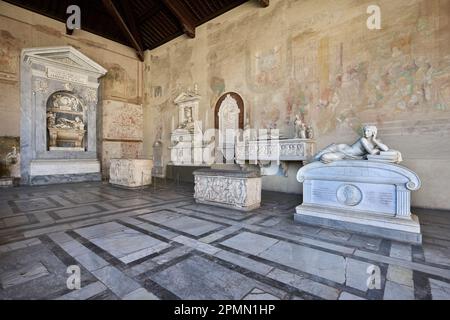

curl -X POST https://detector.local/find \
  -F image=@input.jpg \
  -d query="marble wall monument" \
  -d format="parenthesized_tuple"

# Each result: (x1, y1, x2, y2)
(20, 47, 107, 185)
(169, 88, 214, 166)
(194, 92, 262, 211)
(295, 126, 422, 244)
(214, 92, 244, 163)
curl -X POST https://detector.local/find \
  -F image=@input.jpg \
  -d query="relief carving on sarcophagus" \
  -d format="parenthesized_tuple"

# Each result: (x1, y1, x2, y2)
(46, 91, 86, 151)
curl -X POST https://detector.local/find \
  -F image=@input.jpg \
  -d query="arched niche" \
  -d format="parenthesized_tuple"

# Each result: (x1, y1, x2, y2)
(45, 91, 86, 150)
(214, 92, 244, 130)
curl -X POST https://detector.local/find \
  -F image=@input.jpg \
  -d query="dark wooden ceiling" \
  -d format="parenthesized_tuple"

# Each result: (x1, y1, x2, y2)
(4, 0, 269, 61)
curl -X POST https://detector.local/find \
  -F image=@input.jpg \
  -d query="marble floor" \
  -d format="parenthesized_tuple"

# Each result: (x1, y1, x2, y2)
(0, 181, 450, 300)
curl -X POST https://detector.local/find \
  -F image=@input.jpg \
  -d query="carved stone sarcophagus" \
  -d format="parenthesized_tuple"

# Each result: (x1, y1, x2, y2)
(48, 128, 86, 149)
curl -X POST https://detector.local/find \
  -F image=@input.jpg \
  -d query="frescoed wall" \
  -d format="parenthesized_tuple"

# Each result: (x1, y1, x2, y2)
(143, 0, 450, 209)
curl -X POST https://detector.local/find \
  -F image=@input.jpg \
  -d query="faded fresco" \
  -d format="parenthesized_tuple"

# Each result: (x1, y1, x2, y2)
(102, 100, 143, 141)
(0, 29, 20, 79)
(144, 0, 450, 209)
(102, 62, 141, 104)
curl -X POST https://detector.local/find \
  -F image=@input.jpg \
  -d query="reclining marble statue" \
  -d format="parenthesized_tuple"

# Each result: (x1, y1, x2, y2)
(313, 125, 402, 163)
(295, 124, 422, 244)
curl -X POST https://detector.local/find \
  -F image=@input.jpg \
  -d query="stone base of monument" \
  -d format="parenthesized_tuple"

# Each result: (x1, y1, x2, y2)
(0, 177, 14, 187)
(193, 166, 261, 211)
(109, 159, 153, 188)
(295, 160, 422, 244)
(29, 159, 101, 185)
(295, 205, 422, 244)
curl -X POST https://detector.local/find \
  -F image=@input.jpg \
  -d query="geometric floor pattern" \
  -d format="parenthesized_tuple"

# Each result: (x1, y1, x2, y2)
(1, 181, 450, 300)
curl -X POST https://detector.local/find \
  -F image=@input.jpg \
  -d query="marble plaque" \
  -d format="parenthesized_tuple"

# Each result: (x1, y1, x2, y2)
(46, 66, 88, 85)
(310, 180, 396, 215)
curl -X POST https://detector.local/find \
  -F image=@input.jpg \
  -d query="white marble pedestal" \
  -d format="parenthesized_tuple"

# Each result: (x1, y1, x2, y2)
(0, 178, 14, 187)
(295, 160, 422, 244)
(193, 168, 262, 211)
(109, 159, 153, 188)
(29, 159, 101, 185)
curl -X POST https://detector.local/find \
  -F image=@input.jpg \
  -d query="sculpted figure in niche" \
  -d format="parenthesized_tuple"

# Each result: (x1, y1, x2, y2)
(74, 117, 85, 130)
(313, 125, 402, 164)
(55, 118, 74, 129)
(177, 107, 195, 132)
(294, 115, 307, 139)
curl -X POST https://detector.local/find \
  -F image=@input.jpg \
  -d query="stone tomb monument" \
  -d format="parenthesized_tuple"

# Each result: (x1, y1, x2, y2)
(109, 158, 153, 188)
(295, 125, 422, 244)
(169, 88, 214, 166)
(193, 93, 262, 211)
(20, 46, 107, 185)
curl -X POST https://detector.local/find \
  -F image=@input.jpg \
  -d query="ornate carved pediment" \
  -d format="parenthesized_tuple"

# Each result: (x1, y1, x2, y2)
(22, 46, 107, 78)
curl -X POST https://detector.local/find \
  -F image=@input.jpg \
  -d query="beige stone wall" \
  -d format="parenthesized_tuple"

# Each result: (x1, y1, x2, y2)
(143, 0, 450, 210)
(0, 1, 144, 178)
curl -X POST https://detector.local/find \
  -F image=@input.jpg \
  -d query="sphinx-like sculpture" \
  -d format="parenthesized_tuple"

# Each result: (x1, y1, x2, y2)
(313, 125, 402, 163)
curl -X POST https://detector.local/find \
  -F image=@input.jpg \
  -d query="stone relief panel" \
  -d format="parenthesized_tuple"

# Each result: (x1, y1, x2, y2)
(33, 79, 49, 94)
(109, 159, 152, 187)
(194, 172, 262, 211)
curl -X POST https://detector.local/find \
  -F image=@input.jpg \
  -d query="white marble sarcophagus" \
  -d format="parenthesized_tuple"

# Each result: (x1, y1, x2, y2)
(109, 159, 153, 188)
(295, 160, 422, 244)
(194, 167, 261, 211)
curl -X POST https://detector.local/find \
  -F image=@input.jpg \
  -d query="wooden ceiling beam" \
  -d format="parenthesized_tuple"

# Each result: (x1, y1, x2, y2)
(118, 0, 144, 49)
(162, 0, 196, 38)
(101, 0, 145, 61)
